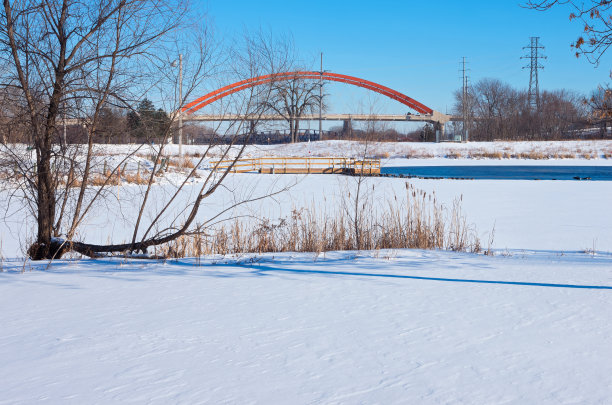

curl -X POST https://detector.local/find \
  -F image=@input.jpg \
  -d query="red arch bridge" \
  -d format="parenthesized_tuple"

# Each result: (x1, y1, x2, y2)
(182, 71, 458, 141)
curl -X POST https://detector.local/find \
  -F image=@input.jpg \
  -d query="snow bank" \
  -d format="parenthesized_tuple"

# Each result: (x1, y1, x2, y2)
(1, 250, 611, 404)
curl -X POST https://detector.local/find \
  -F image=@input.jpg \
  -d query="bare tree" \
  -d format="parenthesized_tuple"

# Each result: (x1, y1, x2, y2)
(586, 85, 612, 136)
(471, 78, 521, 141)
(236, 32, 324, 143)
(539, 89, 586, 136)
(525, 1, 612, 65)
(0, 2, 289, 259)
(1, 0, 196, 259)
(340, 100, 385, 250)
(453, 78, 588, 140)
(262, 73, 322, 143)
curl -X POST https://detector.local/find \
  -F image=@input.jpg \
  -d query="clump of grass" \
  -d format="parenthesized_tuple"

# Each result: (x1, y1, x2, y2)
(516, 150, 547, 160)
(471, 150, 503, 159)
(123, 170, 152, 185)
(67, 167, 153, 187)
(69, 173, 121, 188)
(446, 150, 463, 159)
(89, 174, 121, 187)
(552, 151, 576, 159)
(373, 151, 391, 159)
(167, 157, 196, 169)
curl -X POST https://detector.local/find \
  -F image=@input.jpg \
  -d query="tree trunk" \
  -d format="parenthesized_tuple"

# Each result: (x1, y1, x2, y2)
(31, 70, 66, 259)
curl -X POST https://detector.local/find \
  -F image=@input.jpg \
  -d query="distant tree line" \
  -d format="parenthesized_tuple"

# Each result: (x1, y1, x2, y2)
(1, 78, 609, 144)
(0, 95, 222, 144)
(452, 79, 611, 141)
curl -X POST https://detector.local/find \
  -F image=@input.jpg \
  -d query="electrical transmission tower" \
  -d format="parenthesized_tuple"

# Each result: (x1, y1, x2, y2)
(522, 37, 546, 112)
(460, 57, 470, 142)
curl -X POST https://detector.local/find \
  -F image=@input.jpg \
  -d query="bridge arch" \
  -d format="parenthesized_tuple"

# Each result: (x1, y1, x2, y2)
(182, 71, 434, 116)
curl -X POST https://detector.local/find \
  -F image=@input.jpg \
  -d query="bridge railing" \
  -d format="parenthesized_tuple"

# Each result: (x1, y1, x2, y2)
(209, 157, 380, 175)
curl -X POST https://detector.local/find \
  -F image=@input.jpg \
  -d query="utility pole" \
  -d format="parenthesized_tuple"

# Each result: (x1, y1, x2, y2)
(460, 57, 470, 142)
(522, 37, 546, 112)
(178, 53, 183, 159)
(319, 52, 323, 141)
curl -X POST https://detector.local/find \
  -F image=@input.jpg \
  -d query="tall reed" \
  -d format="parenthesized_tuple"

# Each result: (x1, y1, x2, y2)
(160, 182, 482, 258)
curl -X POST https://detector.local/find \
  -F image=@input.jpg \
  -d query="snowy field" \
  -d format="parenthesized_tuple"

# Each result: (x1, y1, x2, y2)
(240, 139, 612, 161)
(90, 139, 612, 162)
(2, 140, 612, 403)
(2, 172, 611, 257)
(1, 250, 612, 404)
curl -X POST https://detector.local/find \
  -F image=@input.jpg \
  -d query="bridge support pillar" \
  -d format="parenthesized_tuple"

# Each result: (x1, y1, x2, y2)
(435, 122, 445, 143)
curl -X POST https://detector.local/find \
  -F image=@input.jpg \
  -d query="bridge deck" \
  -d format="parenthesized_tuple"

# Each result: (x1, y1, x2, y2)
(185, 113, 456, 123)
(210, 157, 381, 175)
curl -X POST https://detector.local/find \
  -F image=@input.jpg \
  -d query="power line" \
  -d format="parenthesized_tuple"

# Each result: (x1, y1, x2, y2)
(522, 37, 546, 112)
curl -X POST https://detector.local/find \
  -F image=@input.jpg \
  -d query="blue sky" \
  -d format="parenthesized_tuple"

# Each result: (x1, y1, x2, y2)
(200, 0, 611, 116)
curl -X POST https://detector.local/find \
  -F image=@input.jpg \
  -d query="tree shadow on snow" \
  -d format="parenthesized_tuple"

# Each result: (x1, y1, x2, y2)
(244, 263, 612, 290)
(2, 250, 612, 291)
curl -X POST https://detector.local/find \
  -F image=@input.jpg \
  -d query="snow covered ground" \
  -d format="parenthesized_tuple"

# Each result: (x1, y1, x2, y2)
(2, 140, 612, 403)
(92, 139, 612, 162)
(236, 139, 612, 161)
(1, 250, 612, 404)
(2, 172, 611, 257)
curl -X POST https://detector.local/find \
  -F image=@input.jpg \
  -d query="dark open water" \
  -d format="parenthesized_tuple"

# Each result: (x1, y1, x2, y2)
(381, 166, 612, 181)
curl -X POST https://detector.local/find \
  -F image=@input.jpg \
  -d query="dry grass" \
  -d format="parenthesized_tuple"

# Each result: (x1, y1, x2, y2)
(552, 151, 577, 159)
(89, 174, 121, 187)
(373, 151, 391, 159)
(122, 171, 152, 185)
(404, 148, 416, 159)
(160, 183, 482, 258)
(65, 169, 153, 187)
(446, 150, 463, 159)
(396, 144, 612, 161)
(167, 157, 196, 169)
(469, 150, 503, 159)
(515, 150, 547, 160)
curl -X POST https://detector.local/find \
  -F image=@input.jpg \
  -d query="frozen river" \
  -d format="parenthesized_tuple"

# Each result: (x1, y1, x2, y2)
(383, 165, 612, 180)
